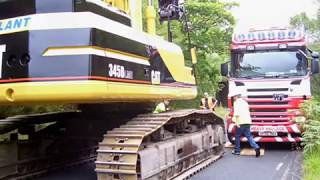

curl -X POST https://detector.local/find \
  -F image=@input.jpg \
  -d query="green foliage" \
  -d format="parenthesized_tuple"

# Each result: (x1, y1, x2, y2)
(304, 145, 320, 180)
(290, 11, 320, 41)
(213, 106, 228, 118)
(185, 1, 236, 54)
(290, 9, 320, 96)
(292, 9, 320, 178)
(170, 99, 199, 109)
(301, 98, 320, 180)
(301, 99, 320, 153)
(183, 1, 236, 97)
(154, 0, 236, 106)
(195, 53, 227, 97)
(311, 75, 320, 96)
(290, 12, 316, 31)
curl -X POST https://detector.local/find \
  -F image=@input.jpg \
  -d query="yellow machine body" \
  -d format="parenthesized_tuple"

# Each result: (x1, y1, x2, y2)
(0, 0, 196, 105)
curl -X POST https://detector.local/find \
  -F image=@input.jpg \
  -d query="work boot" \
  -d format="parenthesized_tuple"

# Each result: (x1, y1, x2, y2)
(232, 150, 240, 155)
(255, 148, 260, 157)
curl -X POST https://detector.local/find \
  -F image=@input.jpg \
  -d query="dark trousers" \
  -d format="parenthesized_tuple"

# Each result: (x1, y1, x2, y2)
(235, 125, 260, 153)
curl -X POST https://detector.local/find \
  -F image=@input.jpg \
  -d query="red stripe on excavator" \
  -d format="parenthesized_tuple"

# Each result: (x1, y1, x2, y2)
(0, 76, 151, 84)
(0, 76, 196, 88)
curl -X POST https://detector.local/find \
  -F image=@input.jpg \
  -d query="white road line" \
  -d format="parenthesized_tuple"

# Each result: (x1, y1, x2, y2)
(276, 162, 284, 171)
(280, 163, 290, 180)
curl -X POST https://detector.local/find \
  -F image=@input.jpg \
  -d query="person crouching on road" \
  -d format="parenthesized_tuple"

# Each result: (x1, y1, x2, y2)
(200, 92, 217, 111)
(232, 94, 260, 157)
(153, 100, 170, 114)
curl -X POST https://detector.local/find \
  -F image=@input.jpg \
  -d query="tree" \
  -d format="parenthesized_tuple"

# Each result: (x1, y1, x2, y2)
(290, 8, 320, 97)
(290, 12, 319, 42)
(150, 0, 237, 108)
(182, 0, 236, 106)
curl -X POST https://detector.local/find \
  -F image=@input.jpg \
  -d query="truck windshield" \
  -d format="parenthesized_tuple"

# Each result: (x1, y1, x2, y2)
(232, 51, 308, 78)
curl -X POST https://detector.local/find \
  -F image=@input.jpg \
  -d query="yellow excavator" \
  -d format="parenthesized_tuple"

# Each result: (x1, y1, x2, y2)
(0, 0, 224, 179)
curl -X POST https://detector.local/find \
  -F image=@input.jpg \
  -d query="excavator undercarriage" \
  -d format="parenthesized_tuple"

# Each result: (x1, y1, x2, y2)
(0, 107, 224, 180)
(96, 109, 224, 180)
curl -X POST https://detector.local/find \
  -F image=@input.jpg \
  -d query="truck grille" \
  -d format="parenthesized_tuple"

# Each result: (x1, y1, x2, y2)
(248, 101, 288, 105)
(248, 95, 289, 99)
(247, 88, 288, 92)
(246, 95, 290, 125)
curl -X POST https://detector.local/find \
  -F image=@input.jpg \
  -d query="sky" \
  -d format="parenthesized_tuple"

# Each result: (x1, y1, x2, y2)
(223, 0, 319, 32)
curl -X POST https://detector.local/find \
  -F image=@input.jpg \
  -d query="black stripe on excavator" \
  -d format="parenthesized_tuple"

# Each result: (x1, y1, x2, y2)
(0, 28, 175, 83)
(91, 29, 149, 58)
(0, 0, 131, 27)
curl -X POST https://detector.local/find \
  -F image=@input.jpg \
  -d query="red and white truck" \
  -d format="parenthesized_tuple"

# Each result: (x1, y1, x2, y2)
(221, 28, 319, 143)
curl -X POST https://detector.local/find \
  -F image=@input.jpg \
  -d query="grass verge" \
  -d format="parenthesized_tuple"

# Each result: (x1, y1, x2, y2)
(304, 145, 320, 180)
(214, 106, 228, 118)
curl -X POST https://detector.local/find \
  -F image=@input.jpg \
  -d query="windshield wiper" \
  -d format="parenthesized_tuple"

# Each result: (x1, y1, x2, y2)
(278, 74, 289, 78)
(264, 74, 289, 78)
(240, 74, 265, 79)
(240, 75, 253, 79)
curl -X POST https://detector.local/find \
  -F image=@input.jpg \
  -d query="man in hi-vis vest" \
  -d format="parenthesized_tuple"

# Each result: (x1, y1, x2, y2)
(200, 92, 217, 111)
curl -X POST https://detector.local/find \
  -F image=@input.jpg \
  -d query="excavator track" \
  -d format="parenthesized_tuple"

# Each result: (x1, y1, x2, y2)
(95, 109, 225, 180)
(0, 111, 104, 180)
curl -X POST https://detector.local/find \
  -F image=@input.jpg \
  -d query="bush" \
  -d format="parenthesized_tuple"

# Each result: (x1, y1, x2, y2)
(301, 98, 320, 179)
(301, 98, 320, 153)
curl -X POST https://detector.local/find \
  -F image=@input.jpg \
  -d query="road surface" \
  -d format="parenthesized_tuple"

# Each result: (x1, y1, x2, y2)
(192, 144, 302, 180)
(38, 143, 302, 180)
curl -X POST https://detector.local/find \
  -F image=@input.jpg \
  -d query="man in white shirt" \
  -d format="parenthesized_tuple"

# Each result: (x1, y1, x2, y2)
(232, 94, 260, 157)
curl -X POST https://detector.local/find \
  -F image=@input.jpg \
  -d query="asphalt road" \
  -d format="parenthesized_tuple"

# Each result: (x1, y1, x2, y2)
(38, 144, 302, 180)
(37, 163, 97, 180)
(192, 144, 303, 180)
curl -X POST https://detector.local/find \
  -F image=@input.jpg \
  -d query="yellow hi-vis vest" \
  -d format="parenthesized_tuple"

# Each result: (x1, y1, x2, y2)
(201, 97, 216, 110)
(153, 102, 166, 114)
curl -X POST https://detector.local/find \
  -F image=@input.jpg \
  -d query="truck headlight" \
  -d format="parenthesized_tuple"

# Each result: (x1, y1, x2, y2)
(288, 109, 304, 116)
(292, 116, 306, 123)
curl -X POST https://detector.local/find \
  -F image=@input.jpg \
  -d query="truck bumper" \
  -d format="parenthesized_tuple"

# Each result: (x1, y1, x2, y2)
(227, 121, 302, 143)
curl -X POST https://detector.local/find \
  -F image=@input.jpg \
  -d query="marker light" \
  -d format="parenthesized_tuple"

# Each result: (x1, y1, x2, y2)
(238, 34, 246, 41)
(258, 32, 266, 40)
(279, 44, 288, 49)
(278, 31, 286, 39)
(288, 31, 296, 39)
(268, 32, 275, 40)
(233, 29, 304, 43)
(248, 33, 255, 41)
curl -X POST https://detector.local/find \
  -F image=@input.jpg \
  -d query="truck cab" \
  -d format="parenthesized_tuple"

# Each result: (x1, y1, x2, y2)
(222, 28, 319, 143)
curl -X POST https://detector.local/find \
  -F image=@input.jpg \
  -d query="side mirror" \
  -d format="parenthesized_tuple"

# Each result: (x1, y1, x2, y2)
(311, 52, 319, 74)
(221, 62, 229, 76)
(312, 51, 320, 59)
(312, 59, 319, 74)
